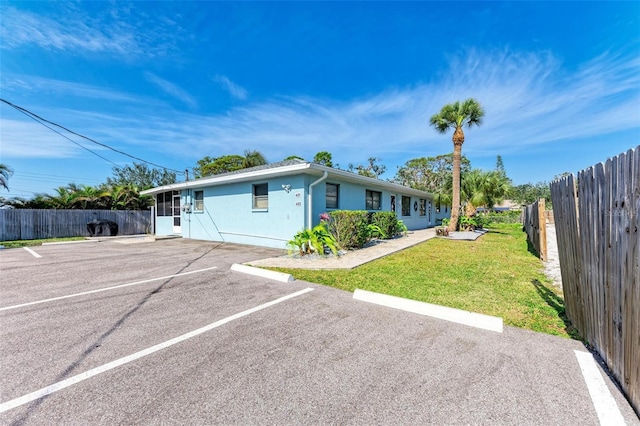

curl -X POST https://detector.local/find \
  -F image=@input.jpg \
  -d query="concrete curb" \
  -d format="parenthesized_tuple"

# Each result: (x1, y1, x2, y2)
(42, 239, 100, 246)
(353, 288, 503, 333)
(231, 264, 295, 283)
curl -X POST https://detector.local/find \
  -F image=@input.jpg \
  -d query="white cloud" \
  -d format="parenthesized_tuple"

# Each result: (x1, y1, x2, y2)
(0, 6, 183, 59)
(0, 75, 144, 103)
(144, 73, 197, 109)
(0, 119, 85, 158)
(171, 49, 639, 163)
(2, 49, 638, 179)
(213, 75, 248, 100)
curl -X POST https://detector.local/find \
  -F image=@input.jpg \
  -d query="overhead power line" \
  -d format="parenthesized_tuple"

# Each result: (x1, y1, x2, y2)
(1, 98, 185, 175)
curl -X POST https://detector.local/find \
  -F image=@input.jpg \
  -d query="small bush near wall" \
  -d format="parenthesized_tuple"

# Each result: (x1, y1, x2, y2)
(326, 210, 407, 250)
(479, 210, 521, 225)
(327, 211, 369, 249)
(370, 211, 405, 239)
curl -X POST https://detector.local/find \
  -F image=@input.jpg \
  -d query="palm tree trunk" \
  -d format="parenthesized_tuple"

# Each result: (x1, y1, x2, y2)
(449, 127, 465, 232)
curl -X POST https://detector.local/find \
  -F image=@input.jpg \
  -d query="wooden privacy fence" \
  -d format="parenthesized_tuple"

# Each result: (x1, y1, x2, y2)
(550, 146, 639, 414)
(0, 209, 151, 241)
(522, 198, 547, 261)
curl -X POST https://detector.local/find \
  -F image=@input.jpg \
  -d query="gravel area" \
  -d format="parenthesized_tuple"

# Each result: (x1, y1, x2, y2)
(544, 224, 563, 290)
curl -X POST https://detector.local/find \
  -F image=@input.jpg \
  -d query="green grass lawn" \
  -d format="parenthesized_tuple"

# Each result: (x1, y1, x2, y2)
(0, 237, 87, 248)
(271, 223, 578, 339)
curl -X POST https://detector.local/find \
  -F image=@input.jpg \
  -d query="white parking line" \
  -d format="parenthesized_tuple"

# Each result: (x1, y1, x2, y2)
(23, 247, 42, 258)
(0, 267, 219, 312)
(0, 287, 314, 413)
(574, 350, 625, 426)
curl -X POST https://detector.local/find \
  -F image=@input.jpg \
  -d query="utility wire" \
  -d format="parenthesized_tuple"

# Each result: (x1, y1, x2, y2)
(1, 98, 185, 175)
(11, 107, 121, 167)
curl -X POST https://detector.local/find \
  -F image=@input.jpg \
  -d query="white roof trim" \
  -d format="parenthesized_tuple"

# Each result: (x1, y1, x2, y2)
(141, 162, 433, 198)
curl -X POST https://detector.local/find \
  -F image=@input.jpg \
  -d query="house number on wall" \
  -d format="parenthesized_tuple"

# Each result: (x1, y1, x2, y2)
(296, 202, 302, 207)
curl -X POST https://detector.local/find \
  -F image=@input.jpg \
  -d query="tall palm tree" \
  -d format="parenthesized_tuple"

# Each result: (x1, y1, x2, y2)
(0, 163, 13, 191)
(429, 98, 484, 232)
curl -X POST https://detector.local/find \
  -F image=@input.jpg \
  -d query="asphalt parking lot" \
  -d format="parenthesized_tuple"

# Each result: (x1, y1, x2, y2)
(1, 238, 638, 425)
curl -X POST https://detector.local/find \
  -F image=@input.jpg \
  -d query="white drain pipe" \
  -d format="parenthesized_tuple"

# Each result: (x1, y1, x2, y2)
(308, 171, 328, 229)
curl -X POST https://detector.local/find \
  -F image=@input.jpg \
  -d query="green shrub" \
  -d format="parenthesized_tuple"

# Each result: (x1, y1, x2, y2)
(327, 210, 369, 249)
(287, 222, 338, 256)
(459, 215, 484, 231)
(370, 211, 405, 239)
(480, 210, 521, 225)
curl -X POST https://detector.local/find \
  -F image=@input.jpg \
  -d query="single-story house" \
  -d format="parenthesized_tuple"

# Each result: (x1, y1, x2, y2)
(141, 159, 450, 249)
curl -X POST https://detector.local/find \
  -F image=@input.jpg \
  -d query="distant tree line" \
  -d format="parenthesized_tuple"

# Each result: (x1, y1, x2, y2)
(1, 148, 557, 212)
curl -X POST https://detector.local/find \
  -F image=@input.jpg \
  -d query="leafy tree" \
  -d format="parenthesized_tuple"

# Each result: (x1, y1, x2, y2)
(0, 163, 13, 191)
(430, 98, 485, 232)
(394, 154, 471, 193)
(0, 194, 51, 209)
(194, 150, 268, 179)
(284, 155, 305, 161)
(106, 162, 176, 190)
(313, 151, 333, 167)
(348, 157, 387, 179)
(193, 156, 216, 179)
(495, 155, 506, 175)
(200, 155, 245, 177)
(510, 182, 552, 208)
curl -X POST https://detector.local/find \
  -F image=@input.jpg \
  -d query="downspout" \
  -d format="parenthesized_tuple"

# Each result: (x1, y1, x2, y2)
(308, 171, 328, 229)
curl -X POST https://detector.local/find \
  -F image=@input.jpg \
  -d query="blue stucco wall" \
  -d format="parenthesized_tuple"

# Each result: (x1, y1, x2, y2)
(308, 178, 433, 230)
(152, 172, 444, 248)
(155, 217, 172, 235)
(179, 175, 307, 249)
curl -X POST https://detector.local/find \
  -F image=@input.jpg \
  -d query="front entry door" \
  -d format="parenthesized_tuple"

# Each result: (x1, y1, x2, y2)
(172, 194, 181, 234)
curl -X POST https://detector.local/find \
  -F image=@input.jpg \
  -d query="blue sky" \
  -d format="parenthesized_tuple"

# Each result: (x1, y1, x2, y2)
(1, 1, 639, 198)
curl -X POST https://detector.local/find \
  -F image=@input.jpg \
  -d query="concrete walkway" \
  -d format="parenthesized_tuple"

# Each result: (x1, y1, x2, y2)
(247, 228, 437, 270)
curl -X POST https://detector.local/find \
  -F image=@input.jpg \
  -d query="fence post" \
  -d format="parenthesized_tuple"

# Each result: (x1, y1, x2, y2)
(538, 198, 547, 261)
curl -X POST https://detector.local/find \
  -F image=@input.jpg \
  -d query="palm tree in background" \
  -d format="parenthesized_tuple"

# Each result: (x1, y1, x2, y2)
(429, 98, 484, 232)
(0, 164, 13, 191)
(242, 150, 267, 168)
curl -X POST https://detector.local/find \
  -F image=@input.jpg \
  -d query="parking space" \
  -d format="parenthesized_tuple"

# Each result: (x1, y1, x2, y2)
(1, 239, 638, 424)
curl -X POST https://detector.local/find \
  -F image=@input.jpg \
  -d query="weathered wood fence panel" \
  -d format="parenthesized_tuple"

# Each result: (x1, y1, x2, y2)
(550, 146, 639, 414)
(522, 198, 547, 261)
(0, 209, 151, 241)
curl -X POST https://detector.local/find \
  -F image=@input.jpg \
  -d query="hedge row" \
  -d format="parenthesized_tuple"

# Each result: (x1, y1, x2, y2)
(326, 210, 406, 250)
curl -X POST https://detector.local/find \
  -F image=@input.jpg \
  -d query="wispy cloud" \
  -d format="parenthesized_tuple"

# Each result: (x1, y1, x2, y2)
(213, 75, 248, 100)
(0, 119, 86, 158)
(144, 73, 197, 109)
(167, 49, 639, 162)
(0, 5, 183, 59)
(0, 75, 144, 104)
(2, 49, 638, 177)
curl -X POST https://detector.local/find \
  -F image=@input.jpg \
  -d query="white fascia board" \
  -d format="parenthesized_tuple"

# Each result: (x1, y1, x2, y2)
(141, 162, 433, 199)
(140, 163, 314, 195)
(309, 164, 434, 199)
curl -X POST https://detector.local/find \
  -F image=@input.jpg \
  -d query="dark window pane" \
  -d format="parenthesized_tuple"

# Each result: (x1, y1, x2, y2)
(326, 183, 339, 209)
(402, 196, 411, 216)
(253, 183, 268, 209)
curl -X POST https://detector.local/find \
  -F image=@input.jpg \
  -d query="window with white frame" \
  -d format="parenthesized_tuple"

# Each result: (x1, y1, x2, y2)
(419, 199, 427, 216)
(326, 183, 339, 209)
(194, 190, 204, 212)
(253, 183, 268, 209)
(366, 190, 382, 210)
(156, 190, 177, 216)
